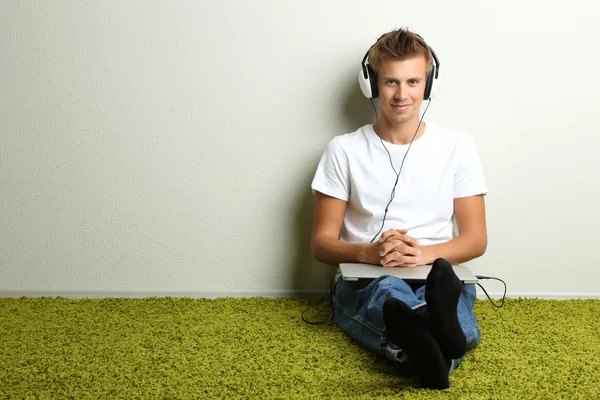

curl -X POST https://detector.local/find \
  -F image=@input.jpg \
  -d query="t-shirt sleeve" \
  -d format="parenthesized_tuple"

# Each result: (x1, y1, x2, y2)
(311, 137, 350, 201)
(453, 134, 488, 198)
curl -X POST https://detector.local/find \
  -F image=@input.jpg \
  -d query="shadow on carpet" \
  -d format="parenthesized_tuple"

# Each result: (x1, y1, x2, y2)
(1, 296, 599, 399)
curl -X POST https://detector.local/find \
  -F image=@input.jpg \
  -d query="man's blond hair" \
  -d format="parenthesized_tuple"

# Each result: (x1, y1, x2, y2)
(368, 28, 434, 77)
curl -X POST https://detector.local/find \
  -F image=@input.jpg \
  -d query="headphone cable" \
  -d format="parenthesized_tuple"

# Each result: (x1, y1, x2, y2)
(475, 275, 507, 308)
(370, 99, 431, 243)
(301, 101, 431, 325)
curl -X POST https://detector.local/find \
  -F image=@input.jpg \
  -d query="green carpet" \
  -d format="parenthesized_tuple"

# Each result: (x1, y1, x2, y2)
(1, 296, 599, 399)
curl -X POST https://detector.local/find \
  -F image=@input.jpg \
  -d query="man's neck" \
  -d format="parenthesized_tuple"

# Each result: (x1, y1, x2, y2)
(374, 118, 425, 145)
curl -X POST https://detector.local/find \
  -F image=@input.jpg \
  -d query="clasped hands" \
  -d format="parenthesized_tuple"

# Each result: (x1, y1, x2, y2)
(375, 229, 423, 268)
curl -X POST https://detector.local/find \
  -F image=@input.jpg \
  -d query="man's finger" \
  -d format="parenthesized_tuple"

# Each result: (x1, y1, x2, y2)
(379, 239, 404, 256)
(382, 256, 419, 268)
(380, 230, 420, 247)
(380, 251, 401, 265)
(380, 237, 422, 257)
(395, 244, 421, 257)
(401, 235, 420, 247)
(398, 255, 419, 267)
(381, 251, 420, 265)
(379, 229, 406, 243)
(379, 229, 400, 243)
(391, 231, 420, 247)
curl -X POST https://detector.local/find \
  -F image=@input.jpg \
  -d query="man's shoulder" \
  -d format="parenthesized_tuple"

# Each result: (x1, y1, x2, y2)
(329, 124, 372, 149)
(426, 121, 472, 144)
(319, 125, 371, 161)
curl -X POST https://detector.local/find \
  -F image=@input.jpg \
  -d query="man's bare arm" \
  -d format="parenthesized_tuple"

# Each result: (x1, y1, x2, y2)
(419, 194, 488, 264)
(311, 191, 379, 267)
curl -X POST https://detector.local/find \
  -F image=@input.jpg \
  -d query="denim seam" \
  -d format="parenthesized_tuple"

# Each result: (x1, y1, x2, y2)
(333, 299, 383, 336)
(465, 329, 481, 346)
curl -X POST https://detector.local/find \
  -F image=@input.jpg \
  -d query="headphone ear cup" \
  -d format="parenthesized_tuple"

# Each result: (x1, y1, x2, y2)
(358, 67, 373, 98)
(424, 68, 434, 100)
(426, 55, 441, 100)
(367, 65, 378, 99)
(358, 64, 378, 99)
(429, 72, 440, 99)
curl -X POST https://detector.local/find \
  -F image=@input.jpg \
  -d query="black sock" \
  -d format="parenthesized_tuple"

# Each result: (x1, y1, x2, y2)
(424, 258, 467, 359)
(383, 297, 451, 390)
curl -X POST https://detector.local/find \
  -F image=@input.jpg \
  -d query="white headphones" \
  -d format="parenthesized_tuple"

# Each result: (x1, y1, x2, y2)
(358, 33, 441, 100)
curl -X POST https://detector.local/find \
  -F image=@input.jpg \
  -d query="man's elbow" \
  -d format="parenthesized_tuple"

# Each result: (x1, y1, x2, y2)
(474, 234, 487, 258)
(311, 236, 326, 264)
(310, 237, 320, 260)
(311, 235, 339, 267)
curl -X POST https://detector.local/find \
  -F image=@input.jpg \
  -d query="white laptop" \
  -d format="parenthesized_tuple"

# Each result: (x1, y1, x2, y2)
(339, 262, 479, 284)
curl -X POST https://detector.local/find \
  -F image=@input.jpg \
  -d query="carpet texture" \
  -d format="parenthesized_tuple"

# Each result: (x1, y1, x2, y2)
(1, 296, 599, 399)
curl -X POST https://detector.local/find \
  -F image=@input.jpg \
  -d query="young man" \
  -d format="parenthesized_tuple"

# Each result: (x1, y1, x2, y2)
(310, 28, 488, 390)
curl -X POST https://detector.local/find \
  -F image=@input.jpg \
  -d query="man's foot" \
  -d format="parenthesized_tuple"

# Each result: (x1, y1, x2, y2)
(424, 258, 467, 359)
(383, 297, 451, 390)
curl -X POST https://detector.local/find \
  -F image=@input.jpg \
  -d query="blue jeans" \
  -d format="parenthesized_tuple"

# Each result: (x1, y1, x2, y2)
(332, 274, 480, 374)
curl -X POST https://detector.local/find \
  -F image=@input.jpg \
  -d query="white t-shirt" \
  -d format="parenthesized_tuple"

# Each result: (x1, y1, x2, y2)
(311, 121, 487, 245)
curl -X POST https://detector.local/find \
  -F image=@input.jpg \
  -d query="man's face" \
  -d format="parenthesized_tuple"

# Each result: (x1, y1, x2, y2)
(377, 56, 428, 126)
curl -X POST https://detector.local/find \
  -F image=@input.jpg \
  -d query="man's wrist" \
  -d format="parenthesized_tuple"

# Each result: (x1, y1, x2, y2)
(359, 243, 378, 265)
(420, 245, 437, 265)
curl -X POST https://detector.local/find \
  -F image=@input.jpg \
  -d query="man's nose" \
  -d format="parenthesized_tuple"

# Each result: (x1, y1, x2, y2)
(395, 84, 407, 99)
